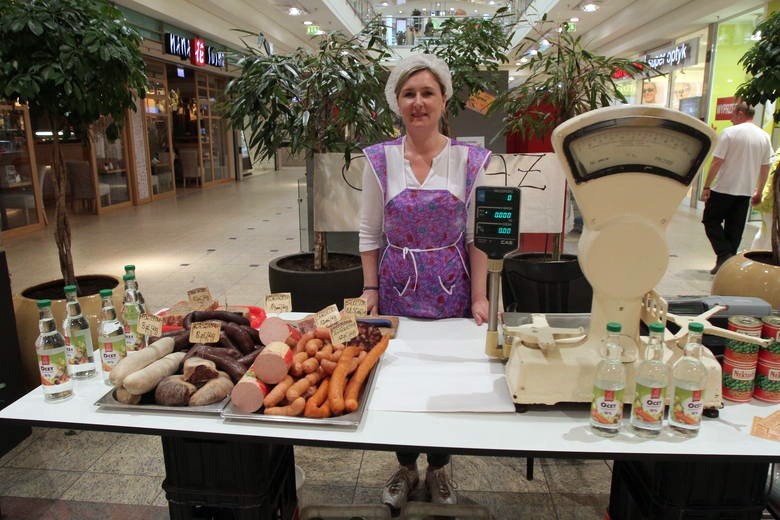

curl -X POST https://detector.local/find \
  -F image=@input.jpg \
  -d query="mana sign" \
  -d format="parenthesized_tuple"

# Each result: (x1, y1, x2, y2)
(164, 32, 226, 68)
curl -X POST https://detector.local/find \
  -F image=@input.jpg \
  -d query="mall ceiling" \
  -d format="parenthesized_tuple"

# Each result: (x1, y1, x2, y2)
(117, 0, 769, 58)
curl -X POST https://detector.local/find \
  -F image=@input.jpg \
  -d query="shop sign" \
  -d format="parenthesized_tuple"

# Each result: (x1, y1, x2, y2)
(715, 96, 737, 120)
(642, 38, 698, 73)
(164, 32, 226, 69)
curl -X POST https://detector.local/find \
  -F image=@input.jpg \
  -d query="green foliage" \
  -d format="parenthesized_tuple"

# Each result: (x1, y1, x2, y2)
(0, 0, 148, 137)
(735, 10, 780, 122)
(413, 7, 513, 117)
(492, 27, 649, 139)
(224, 19, 396, 167)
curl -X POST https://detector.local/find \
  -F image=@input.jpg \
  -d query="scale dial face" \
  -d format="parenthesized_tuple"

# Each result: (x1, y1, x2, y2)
(562, 117, 711, 185)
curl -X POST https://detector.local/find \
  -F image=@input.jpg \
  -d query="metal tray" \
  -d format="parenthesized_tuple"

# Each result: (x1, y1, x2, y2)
(220, 358, 381, 428)
(94, 387, 228, 415)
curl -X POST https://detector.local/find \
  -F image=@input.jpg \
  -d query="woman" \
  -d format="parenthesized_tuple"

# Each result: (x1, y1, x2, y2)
(358, 53, 490, 510)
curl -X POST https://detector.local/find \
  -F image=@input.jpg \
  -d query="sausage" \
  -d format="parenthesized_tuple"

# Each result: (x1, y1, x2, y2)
(183, 357, 219, 385)
(109, 337, 175, 387)
(264, 397, 305, 416)
(224, 322, 255, 354)
(304, 377, 332, 418)
(258, 317, 294, 346)
(305, 338, 323, 356)
(185, 345, 246, 383)
(314, 328, 331, 341)
(172, 331, 191, 352)
(302, 357, 319, 374)
(344, 334, 389, 412)
(295, 331, 315, 354)
(251, 341, 293, 384)
(290, 351, 309, 378)
(239, 325, 261, 345)
(230, 369, 268, 413)
(148, 328, 186, 344)
(328, 346, 359, 416)
(155, 375, 197, 406)
(218, 331, 241, 352)
(187, 310, 251, 327)
(123, 352, 186, 395)
(115, 386, 142, 405)
(190, 372, 234, 406)
(263, 375, 294, 408)
(286, 371, 322, 402)
(315, 344, 334, 361)
(237, 348, 263, 368)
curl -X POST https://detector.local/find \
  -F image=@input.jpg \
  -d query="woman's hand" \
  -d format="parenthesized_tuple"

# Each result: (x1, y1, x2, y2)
(471, 296, 489, 325)
(361, 290, 380, 316)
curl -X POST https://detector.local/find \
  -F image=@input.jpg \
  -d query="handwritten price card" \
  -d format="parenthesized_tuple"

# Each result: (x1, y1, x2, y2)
(189, 321, 221, 344)
(330, 316, 359, 345)
(265, 293, 292, 314)
(137, 314, 163, 337)
(187, 287, 214, 310)
(314, 304, 341, 329)
(343, 298, 368, 317)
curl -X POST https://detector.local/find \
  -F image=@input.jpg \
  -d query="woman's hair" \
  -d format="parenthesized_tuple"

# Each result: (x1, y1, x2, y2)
(393, 65, 451, 136)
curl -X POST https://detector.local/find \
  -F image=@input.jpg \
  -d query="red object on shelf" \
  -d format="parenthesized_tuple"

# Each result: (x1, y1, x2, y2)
(159, 305, 267, 333)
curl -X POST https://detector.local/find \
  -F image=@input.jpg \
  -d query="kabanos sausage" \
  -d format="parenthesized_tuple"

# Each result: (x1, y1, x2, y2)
(329, 346, 360, 415)
(251, 341, 293, 384)
(230, 368, 268, 413)
(345, 334, 389, 412)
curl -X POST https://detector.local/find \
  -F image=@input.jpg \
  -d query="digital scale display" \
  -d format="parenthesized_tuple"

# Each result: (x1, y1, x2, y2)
(474, 187, 521, 259)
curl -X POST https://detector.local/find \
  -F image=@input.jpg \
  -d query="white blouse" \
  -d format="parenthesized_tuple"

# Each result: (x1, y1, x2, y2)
(359, 138, 489, 252)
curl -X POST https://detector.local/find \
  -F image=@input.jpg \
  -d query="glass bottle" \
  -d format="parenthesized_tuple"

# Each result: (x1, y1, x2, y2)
(590, 322, 626, 437)
(630, 322, 668, 437)
(121, 274, 145, 351)
(669, 322, 708, 437)
(124, 264, 146, 314)
(62, 285, 96, 379)
(98, 289, 127, 384)
(35, 299, 73, 401)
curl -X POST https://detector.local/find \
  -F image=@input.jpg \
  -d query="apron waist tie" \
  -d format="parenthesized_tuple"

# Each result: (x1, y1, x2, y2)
(386, 232, 467, 292)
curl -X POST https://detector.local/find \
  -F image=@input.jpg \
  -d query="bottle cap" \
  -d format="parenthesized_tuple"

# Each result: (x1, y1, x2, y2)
(606, 322, 621, 333)
(124, 264, 135, 271)
(123, 274, 135, 281)
(99, 289, 113, 298)
(649, 322, 665, 333)
(36, 299, 51, 308)
(688, 322, 704, 333)
(63, 285, 77, 293)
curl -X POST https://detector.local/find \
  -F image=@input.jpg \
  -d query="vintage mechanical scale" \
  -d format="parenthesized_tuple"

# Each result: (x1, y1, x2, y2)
(493, 105, 769, 407)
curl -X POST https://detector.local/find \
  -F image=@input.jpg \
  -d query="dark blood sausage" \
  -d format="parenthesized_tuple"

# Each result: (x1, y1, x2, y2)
(149, 328, 186, 344)
(240, 325, 261, 345)
(186, 310, 250, 327)
(172, 331, 191, 352)
(183, 311, 196, 330)
(184, 345, 245, 383)
(224, 322, 255, 354)
(237, 347, 263, 368)
(217, 331, 243, 356)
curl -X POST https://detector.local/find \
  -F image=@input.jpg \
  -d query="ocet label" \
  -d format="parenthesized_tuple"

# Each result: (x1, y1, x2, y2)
(591, 387, 624, 425)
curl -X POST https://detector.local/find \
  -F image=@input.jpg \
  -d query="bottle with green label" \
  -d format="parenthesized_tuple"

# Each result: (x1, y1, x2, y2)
(62, 285, 96, 379)
(121, 274, 145, 352)
(669, 322, 708, 436)
(98, 289, 127, 384)
(590, 322, 626, 437)
(124, 264, 146, 314)
(630, 322, 668, 437)
(35, 299, 73, 401)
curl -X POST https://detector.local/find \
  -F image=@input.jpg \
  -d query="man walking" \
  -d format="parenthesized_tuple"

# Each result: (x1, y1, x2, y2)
(701, 102, 772, 274)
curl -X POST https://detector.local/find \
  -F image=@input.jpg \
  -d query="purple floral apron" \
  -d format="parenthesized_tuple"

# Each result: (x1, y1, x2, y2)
(363, 138, 489, 319)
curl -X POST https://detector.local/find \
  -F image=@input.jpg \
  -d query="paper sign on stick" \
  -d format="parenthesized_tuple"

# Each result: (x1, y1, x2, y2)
(330, 316, 359, 345)
(265, 293, 292, 314)
(137, 314, 163, 337)
(315, 304, 341, 329)
(189, 321, 221, 344)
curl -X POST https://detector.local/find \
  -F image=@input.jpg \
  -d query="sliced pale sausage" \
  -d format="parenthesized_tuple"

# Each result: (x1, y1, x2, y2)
(251, 341, 293, 384)
(258, 317, 297, 346)
(230, 368, 268, 413)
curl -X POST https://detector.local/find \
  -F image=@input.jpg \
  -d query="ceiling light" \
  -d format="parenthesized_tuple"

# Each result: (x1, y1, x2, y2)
(399, 10, 403, 13)
(520, 57, 529, 63)
(489, 0, 496, 4)
(303, 20, 313, 25)
(381, 1, 388, 6)
(570, 17, 579, 22)
(508, 76, 515, 81)
(581, 3, 599, 12)
(288, 7, 303, 16)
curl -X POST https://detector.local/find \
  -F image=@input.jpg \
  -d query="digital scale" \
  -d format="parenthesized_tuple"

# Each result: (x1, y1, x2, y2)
(474, 105, 771, 408)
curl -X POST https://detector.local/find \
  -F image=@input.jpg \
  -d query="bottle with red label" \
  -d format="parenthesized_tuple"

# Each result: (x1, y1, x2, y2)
(590, 322, 626, 437)
(35, 299, 73, 401)
(669, 322, 707, 437)
(97, 289, 127, 385)
(630, 322, 668, 437)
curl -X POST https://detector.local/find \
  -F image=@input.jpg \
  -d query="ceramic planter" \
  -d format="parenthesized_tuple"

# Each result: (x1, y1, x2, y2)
(711, 251, 780, 309)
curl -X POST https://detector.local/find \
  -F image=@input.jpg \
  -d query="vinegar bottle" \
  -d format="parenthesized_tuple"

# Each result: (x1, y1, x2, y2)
(123, 264, 146, 314)
(62, 285, 96, 379)
(98, 289, 127, 385)
(590, 322, 626, 437)
(35, 299, 73, 401)
(669, 322, 707, 437)
(630, 322, 668, 437)
(121, 274, 145, 352)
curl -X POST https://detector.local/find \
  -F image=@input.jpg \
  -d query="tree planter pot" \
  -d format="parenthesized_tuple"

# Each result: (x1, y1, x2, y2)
(13, 274, 122, 392)
(268, 253, 363, 313)
(501, 253, 593, 313)
(711, 251, 780, 310)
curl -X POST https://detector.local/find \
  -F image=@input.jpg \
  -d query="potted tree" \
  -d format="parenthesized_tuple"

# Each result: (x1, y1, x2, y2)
(712, 9, 780, 308)
(0, 0, 148, 388)
(490, 20, 649, 312)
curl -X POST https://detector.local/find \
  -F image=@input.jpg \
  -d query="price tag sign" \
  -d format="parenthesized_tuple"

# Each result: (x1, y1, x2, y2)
(189, 321, 221, 344)
(330, 316, 359, 346)
(187, 287, 214, 310)
(265, 293, 292, 314)
(314, 304, 341, 329)
(137, 313, 163, 337)
(343, 298, 368, 317)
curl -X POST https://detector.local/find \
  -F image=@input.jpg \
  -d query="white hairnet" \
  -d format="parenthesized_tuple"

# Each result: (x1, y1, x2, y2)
(385, 53, 453, 116)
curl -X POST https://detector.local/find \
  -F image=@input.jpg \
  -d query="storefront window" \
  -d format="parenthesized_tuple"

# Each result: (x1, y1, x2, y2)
(93, 115, 131, 207)
(145, 61, 175, 197)
(168, 65, 201, 187)
(670, 29, 708, 119)
(0, 106, 41, 231)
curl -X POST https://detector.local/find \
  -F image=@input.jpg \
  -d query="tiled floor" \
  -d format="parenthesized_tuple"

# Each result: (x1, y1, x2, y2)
(0, 167, 762, 519)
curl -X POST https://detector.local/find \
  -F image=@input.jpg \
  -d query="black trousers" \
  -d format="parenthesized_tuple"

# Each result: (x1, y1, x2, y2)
(396, 451, 450, 468)
(702, 190, 751, 262)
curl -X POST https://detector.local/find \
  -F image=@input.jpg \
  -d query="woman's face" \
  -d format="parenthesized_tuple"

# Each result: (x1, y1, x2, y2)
(397, 69, 446, 131)
(642, 83, 657, 104)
